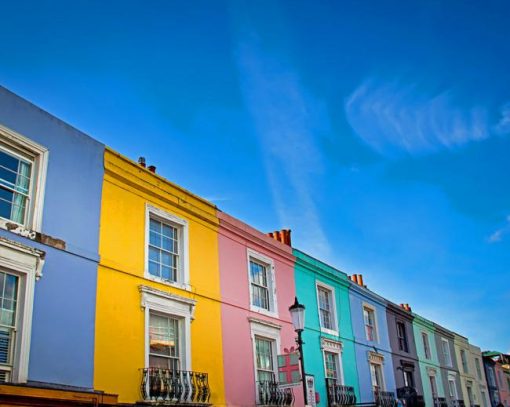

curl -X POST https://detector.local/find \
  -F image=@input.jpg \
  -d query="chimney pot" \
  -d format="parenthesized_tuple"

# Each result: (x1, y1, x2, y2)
(358, 274, 364, 287)
(148, 165, 156, 173)
(138, 157, 146, 168)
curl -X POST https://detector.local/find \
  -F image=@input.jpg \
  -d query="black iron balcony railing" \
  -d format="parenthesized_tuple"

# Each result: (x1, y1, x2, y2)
(256, 380, 294, 406)
(326, 379, 356, 406)
(452, 399, 465, 407)
(396, 386, 425, 407)
(434, 396, 448, 407)
(374, 389, 397, 407)
(140, 367, 210, 404)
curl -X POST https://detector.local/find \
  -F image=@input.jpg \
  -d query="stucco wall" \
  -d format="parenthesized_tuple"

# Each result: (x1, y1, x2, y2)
(386, 305, 423, 396)
(94, 150, 225, 404)
(0, 86, 104, 389)
(218, 212, 299, 407)
(293, 249, 359, 406)
(349, 285, 395, 403)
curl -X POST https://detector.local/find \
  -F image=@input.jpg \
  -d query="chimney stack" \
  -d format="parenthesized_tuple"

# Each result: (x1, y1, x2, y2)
(138, 157, 146, 168)
(266, 229, 292, 246)
(349, 274, 367, 288)
(400, 303, 412, 312)
(148, 165, 156, 173)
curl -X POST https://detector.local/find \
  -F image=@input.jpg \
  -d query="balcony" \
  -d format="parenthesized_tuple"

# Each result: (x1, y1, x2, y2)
(434, 397, 448, 407)
(374, 389, 397, 407)
(140, 367, 211, 405)
(452, 400, 465, 407)
(326, 379, 356, 406)
(396, 386, 425, 407)
(256, 380, 294, 406)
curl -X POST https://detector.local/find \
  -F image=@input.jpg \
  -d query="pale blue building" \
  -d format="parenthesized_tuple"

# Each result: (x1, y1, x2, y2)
(0, 86, 104, 391)
(348, 275, 397, 405)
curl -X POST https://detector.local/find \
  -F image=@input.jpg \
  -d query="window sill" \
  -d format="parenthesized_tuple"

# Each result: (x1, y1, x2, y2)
(321, 328, 340, 337)
(250, 306, 279, 319)
(0, 218, 37, 238)
(144, 273, 191, 292)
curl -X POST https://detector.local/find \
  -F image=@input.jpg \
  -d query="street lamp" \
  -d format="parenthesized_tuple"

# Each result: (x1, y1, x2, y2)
(289, 297, 308, 406)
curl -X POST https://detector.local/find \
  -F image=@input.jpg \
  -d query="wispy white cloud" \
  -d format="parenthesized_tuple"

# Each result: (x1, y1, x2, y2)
(345, 79, 494, 156)
(487, 215, 510, 243)
(495, 103, 510, 135)
(234, 32, 331, 258)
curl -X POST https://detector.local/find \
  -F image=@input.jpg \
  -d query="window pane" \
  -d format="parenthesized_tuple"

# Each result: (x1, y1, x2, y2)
(149, 314, 178, 358)
(255, 337, 275, 382)
(0, 327, 13, 364)
(149, 231, 161, 247)
(148, 261, 160, 277)
(161, 266, 172, 281)
(149, 246, 160, 262)
(149, 218, 160, 232)
(0, 149, 32, 224)
(325, 352, 338, 379)
(162, 236, 172, 251)
(250, 261, 267, 287)
(0, 273, 18, 327)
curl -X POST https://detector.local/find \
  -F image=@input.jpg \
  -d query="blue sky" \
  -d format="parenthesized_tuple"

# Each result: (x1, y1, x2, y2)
(1, 0, 508, 352)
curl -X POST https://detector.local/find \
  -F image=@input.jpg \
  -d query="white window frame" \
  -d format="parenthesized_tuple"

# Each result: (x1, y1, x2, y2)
(441, 338, 452, 367)
(322, 338, 344, 384)
(448, 373, 458, 399)
(316, 281, 339, 336)
(140, 285, 195, 371)
(475, 358, 482, 380)
(427, 369, 438, 397)
(368, 351, 386, 392)
(362, 302, 379, 343)
(247, 249, 278, 317)
(481, 390, 488, 407)
(249, 318, 281, 401)
(0, 237, 44, 383)
(460, 349, 469, 374)
(422, 331, 431, 360)
(145, 204, 190, 290)
(0, 124, 48, 232)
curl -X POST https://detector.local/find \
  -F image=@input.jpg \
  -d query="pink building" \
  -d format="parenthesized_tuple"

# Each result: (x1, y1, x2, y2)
(495, 358, 510, 406)
(218, 211, 304, 407)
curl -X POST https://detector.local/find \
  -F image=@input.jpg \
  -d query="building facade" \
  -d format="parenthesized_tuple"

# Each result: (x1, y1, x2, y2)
(386, 302, 424, 406)
(94, 149, 225, 405)
(454, 334, 481, 407)
(348, 275, 396, 405)
(434, 324, 463, 407)
(0, 86, 115, 405)
(218, 215, 301, 406)
(293, 249, 358, 407)
(412, 314, 447, 407)
(469, 344, 490, 407)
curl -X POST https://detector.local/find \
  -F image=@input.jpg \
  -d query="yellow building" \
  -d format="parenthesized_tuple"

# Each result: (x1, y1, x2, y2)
(94, 148, 225, 405)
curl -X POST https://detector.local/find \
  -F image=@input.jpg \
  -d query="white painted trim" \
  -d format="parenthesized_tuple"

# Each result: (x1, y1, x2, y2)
(0, 237, 44, 383)
(144, 203, 190, 289)
(421, 331, 431, 360)
(0, 124, 48, 232)
(315, 280, 339, 336)
(441, 337, 453, 367)
(321, 338, 344, 385)
(362, 302, 379, 343)
(140, 285, 195, 371)
(250, 318, 281, 401)
(247, 248, 278, 318)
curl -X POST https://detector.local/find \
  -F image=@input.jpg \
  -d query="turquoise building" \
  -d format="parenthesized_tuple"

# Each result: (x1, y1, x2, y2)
(412, 314, 447, 406)
(293, 249, 359, 406)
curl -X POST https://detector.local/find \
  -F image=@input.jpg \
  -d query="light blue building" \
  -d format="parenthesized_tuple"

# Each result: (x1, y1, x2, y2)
(348, 274, 396, 405)
(0, 86, 104, 391)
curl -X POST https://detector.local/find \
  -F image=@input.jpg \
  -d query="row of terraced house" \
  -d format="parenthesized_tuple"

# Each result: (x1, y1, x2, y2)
(0, 86, 508, 407)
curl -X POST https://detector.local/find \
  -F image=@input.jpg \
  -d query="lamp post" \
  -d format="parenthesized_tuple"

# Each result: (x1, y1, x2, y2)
(289, 297, 308, 406)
